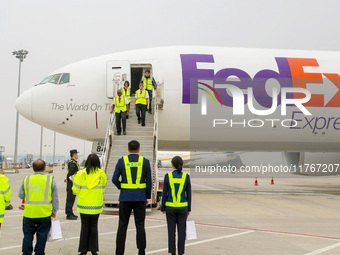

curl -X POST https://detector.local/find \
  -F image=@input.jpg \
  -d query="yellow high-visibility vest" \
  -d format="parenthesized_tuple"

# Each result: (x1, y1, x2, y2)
(121, 87, 131, 103)
(114, 96, 127, 113)
(165, 172, 188, 208)
(121, 155, 146, 189)
(23, 174, 53, 218)
(142, 76, 154, 90)
(72, 168, 107, 214)
(135, 90, 148, 105)
(0, 174, 11, 223)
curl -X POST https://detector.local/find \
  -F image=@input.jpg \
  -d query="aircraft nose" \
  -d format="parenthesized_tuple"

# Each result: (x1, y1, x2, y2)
(15, 89, 32, 121)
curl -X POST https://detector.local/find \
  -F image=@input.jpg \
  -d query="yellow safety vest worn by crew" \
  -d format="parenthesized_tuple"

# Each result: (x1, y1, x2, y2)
(121, 87, 131, 103)
(135, 90, 148, 105)
(142, 76, 154, 90)
(121, 155, 146, 189)
(165, 172, 188, 208)
(0, 174, 11, 223)
(114, 96, 127, 113)
(72, 168, 107, 214)
(23, 174, 53, 218)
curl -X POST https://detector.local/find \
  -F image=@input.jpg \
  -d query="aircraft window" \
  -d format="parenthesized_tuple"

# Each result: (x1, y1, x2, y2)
(49, 74, 62, 84)
(40, 75, 53, 84)
(59, 73, 70, 84)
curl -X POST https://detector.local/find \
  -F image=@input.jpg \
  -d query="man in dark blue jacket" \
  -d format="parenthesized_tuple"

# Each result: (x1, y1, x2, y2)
(112, 140, 152, 255)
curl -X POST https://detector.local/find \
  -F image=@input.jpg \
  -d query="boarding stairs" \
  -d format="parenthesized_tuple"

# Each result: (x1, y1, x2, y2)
(101, 95, 159, 211)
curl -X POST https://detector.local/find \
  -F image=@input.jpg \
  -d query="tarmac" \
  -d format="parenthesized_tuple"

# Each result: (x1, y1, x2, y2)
(1, 166, 340, 255)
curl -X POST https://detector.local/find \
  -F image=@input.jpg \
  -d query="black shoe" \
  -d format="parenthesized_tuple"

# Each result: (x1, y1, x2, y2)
(72, 214, 78, 219)
(66, 215, 78, 220)
(141, 124, 145, 127)
(117, 132, 121, 135)
(138, 119, 141, 124)
(5, 204, 13, 210)
(91, 252, 98, 255)
(123, 131, 126, 135)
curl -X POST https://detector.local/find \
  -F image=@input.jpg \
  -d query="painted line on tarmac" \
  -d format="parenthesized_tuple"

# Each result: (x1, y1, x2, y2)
(145, 217, 340, 241)
(135, 230, 255, 255)
(0, 224, 166, 251)
(304, 242, 340, 255)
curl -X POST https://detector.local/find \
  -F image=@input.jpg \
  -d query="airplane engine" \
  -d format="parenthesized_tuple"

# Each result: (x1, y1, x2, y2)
(282, 152, 340, 176)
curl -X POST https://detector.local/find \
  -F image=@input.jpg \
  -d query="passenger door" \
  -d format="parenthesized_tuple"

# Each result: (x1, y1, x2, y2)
(106, 60, 131, 99)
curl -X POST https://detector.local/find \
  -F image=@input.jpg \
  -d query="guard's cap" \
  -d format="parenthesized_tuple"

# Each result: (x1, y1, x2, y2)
(70, 149, 79, 157)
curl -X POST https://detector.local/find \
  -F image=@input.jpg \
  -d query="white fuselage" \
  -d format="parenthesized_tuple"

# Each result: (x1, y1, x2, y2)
(16, 46, 340, 152)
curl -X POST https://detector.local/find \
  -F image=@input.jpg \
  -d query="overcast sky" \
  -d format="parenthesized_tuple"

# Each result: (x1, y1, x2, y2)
(1, 0, 339, 161)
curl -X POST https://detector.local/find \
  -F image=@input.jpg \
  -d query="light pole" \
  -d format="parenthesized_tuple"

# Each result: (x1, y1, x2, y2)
(12, 50, 29, 171)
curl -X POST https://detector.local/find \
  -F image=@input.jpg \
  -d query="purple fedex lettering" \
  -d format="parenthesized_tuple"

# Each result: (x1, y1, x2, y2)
(181, 54, 215, 104)
(181, 54, 295, 108)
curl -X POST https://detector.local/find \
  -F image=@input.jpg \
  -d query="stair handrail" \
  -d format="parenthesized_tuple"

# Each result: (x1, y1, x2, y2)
(101, 112, 115, 173)
(152, 93, 159, 203)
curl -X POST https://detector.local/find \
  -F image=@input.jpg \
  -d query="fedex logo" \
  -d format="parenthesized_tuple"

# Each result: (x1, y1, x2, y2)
(181, 54, 340, 115)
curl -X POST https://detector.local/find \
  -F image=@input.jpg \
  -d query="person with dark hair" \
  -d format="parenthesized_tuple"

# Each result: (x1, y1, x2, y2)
(72, 153, 107, 255)
(134, 83, 150, 127)
(0, 172, 11, 228)
(19, 159, 59, 255)
(140, 70, 157, 114)
(65, 149, 80, 220)
(161, 156, 192, 255)
(111, 89, 129, 135)
(112, 140, 152, 255)
(122, 81, 131, 119)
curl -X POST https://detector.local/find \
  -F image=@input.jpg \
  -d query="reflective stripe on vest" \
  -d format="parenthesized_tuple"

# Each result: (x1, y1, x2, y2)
(121, 155, 146, 189)
(122, 87, 131, 102)
(165, 172, 188, 208)
(142, 76, 154, 90)
(114, 96, 127, 113)
(23, 175, 53, 218)
(135, 90, 147, 105)
(73, 182, 105, 190)
(0, 186, 10, 195)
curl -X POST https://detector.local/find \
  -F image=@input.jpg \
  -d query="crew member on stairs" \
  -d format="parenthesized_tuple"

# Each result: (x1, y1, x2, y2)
(111, 90, 129, 135)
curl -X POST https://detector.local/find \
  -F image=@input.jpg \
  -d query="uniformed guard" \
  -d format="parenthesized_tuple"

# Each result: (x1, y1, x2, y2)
(111, 89, 129, 135)
(0, 172, 11, 228)
(19, 159, 59, 255)
(161, 156, 192, 255)
(140, 70, 157, 114)
(65, 149, 80, 220)
(72, 153, 107, 255)
(134, 83, 150, 127)
(112, 140, 152, 255)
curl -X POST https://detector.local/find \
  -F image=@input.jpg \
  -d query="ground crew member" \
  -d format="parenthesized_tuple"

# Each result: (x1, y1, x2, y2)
(111, 89, 129, 135)
(134, 83, 150, 127)
(122, 81, 131, 119)
(161, 156, 191, 255)
(0, 172, 11, 229)
(19, 159, 59, 255)
(140, 70, 157, 114)
(65, 149, 80, 220)
(112, 140, 152, 255)
(72, 153, 107, 255)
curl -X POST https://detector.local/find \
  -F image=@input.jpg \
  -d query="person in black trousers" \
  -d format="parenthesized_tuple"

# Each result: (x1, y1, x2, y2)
(65, 149, 80, 220)
(161, 156, 192, 255)
(134, 83, 150, 127)
(112, 140, 152, 255)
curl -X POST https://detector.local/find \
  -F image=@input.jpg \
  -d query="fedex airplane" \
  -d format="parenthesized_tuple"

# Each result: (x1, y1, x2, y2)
(15, 46, 340, 175)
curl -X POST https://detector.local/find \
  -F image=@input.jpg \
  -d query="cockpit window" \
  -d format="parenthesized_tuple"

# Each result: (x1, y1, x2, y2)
(49, 74, 62, 84)
(40, 75, 53, 84)
(59, 73, 70, 84)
